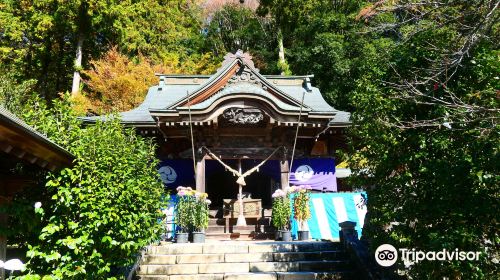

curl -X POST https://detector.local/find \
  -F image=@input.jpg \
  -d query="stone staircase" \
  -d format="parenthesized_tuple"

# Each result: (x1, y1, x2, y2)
(136, 241, 355, 280)
(205, 218, 274, 240)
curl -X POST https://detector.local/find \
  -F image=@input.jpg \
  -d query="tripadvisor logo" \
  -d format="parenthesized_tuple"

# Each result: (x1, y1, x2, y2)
(375, 244, 481, 267)
(375, 244, 398, 267)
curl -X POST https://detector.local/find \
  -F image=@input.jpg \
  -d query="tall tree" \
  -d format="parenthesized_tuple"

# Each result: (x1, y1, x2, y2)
(0, 0, 216, 100)
(204, 3, 278, 73)
(0, 0, 118, 98)
(349, 1, 499, 278)
(257, 0, 373, 110)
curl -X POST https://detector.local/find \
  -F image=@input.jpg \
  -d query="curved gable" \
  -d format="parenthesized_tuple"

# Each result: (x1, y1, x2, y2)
(80, 51, 351, 128)
(167, 53, 308, 110)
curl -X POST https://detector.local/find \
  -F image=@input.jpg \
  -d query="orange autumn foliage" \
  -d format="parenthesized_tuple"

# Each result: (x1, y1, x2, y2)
(82, 47, 220, 114)
(82, 47, 160, 114)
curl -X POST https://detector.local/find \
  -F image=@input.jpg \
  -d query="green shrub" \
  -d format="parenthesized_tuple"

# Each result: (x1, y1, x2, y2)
(16, 95, 167, 279)
(175, 187, 209, 233)
(192, 194, 209, 232)
(175, 187, 193, 233)
(271, 189, 291, 231)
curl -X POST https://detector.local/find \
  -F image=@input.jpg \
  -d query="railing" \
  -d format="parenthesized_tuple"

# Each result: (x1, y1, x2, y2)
(339, 221, 376, 280)
(339, 221, 407, 280)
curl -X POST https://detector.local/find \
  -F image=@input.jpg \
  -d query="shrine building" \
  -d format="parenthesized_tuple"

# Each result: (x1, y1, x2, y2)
(82, 52, 352, 224)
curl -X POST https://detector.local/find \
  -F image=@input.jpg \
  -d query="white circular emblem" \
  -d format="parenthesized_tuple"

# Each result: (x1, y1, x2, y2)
(375, 244, 398, 267)
(158, 166, 177, 184)
(295, 165, 314, 182)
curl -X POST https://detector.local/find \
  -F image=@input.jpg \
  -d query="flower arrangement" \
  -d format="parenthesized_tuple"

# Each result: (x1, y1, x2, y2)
(192, 191, 210, 232)
(175, 186, 194, 233)
(271, 188, 292, 231)
(176, 186, 210, 233)
(290, 185, 312, 230)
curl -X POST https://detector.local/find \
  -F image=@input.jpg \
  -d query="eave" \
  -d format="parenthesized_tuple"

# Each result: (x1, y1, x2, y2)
(0, 107, 74, 171)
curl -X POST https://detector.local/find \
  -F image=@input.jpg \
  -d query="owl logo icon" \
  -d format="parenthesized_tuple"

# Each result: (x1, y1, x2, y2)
(295, 165, 314, 182)
(375, 244, 398, 267)
(158, 166, 177, 185)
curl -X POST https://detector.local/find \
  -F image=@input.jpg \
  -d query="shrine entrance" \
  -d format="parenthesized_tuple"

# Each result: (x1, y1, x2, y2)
(205, 159, 279, 209)
(80, 51, 351, 240)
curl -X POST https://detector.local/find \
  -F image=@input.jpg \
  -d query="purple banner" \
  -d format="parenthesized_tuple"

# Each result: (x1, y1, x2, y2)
(158, 159, 195, 189)
(289, 158, 337, 192)
(159, 158, 337, 192)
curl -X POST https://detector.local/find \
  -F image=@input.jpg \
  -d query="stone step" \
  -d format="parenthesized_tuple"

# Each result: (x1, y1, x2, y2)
(207, 219, 271, 230)
(138, 272, 353, 280)
(297, 260, 352, 272)
(205, 233, 255, 241)
(199, 262, 250, 274)
(225, 218, 266, 226)
(138, 264, 199, 275)
(137, 241, 353, 279)
(272, 251, 347, 262)
(205, 232, 274, 241)
(249, 260, 351, 273)
(223, 251, 348, 263)
(206, 225, 226, 233)
(143, 254, 226, 265)
(224, 273, 276, 280)
(231, 225, 256, 233)
(138, 272, 352, 280)
(143, 250, 347, 265)
(276, 272, 353, 280)
(149, 242, 342, 255)
(138, 260, 351, 275)
(209, 218, 226, 226)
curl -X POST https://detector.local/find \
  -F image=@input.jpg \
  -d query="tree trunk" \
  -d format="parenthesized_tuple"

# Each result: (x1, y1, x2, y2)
(71, 33, 84, 96)
(278, 28, 285, 75)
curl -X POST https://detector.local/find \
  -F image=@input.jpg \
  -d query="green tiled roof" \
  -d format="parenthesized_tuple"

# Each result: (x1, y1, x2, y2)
(81, 55, 350, 126)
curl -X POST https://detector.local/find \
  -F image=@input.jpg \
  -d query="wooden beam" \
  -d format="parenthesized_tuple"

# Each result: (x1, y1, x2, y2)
(0, 121, 74, 170)
(39, 160, 48, 168)
(195, 157, 206, 193)
(280, 160, 290, 190)
(0, 142, 13, 153)
(185, 63, 239, 106)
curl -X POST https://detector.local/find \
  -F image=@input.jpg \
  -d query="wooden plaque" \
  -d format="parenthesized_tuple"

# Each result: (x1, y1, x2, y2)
(223, 198, 262, 218)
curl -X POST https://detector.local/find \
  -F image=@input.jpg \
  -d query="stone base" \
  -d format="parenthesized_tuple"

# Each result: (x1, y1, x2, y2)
(232, 226, 255, 234)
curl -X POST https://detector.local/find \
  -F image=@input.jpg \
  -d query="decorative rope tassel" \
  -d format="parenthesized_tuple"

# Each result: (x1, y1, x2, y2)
(201, 146, 283, 187)
(236, 176, 246, 186)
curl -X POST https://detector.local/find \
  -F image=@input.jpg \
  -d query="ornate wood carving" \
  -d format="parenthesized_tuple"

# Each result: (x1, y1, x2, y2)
(219, 50, 258, 71)
(222, 108, 264, 125)
(226, 66, 267, 90)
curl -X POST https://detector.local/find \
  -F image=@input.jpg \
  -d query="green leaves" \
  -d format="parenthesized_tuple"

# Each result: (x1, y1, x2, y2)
(272, 195, 291, 231)
(347, 1, 499, 278)
(17, 96, 167, 278)
(175, 190, 210, 233)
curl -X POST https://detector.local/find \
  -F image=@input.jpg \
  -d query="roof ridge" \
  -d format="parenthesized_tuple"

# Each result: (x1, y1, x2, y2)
(164, 55, 311, 110)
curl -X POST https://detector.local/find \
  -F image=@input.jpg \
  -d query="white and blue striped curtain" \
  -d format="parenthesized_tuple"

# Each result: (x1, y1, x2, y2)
(291, 192, 367, 240)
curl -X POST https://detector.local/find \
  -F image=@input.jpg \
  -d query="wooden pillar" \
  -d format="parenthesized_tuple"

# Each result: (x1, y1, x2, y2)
(195, 157, 205, 193)
(280, 160, 290, 190)
(236, 159, 247, 226)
